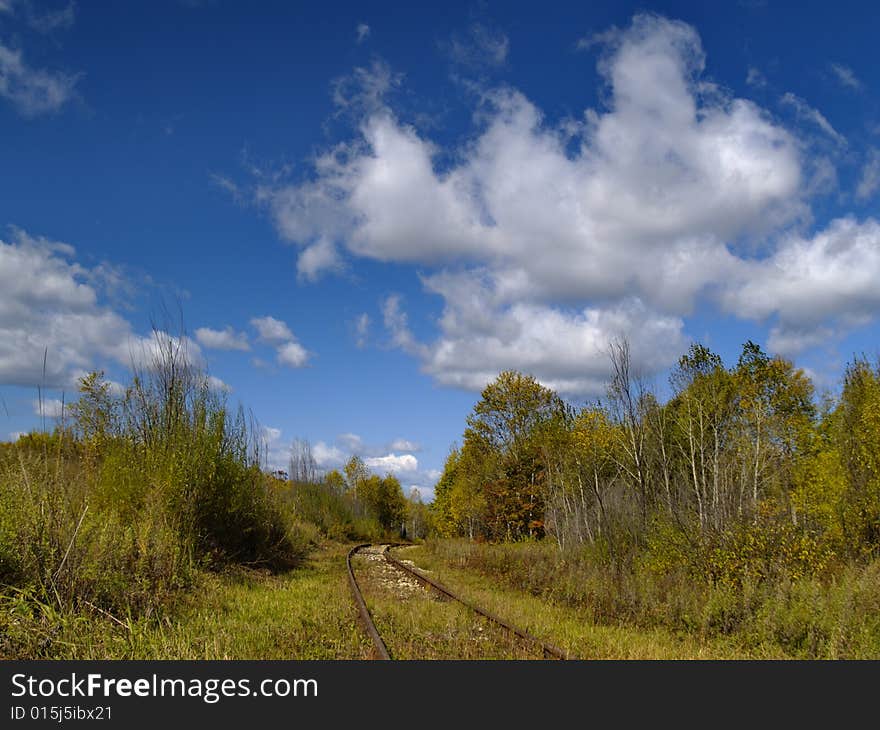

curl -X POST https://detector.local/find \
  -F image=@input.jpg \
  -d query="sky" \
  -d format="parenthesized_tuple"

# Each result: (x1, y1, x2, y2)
(1, 0, 879, 501)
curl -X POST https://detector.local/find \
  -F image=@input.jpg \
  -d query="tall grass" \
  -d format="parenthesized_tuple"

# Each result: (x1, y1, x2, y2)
(0, 333, 312, 657)
(424, 538, 880, 658)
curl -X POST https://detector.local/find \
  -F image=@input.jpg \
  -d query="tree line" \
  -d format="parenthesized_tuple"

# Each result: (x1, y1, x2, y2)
(281, 440, 426, 541)
(431, 340, 880, 583)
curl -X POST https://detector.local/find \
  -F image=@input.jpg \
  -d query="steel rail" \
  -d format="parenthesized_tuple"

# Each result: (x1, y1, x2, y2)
(346, 543, 391, 660)
(382, 544, 571, 660)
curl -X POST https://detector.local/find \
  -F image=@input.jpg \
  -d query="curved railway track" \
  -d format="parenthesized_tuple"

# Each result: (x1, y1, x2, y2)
(346, 543, 570, 660)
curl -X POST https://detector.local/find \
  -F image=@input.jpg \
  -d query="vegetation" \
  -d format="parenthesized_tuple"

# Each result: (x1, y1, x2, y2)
(5, 325, 879, 659)
(0, 332, 414, 658)
(430, 341, 880, 657)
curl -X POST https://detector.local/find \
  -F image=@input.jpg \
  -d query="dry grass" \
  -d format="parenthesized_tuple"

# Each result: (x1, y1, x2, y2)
(401, 544, 747, 659)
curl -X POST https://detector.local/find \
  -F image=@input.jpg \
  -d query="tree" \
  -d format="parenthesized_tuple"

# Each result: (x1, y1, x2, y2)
(607, 339, 653, 532)
(69, 371, 120, 458)
(460, 370, 563, 540)
(289, 437, 319, 483)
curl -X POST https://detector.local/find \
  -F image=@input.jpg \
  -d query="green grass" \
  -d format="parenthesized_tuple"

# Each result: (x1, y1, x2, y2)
(1, 542, 373, 659)
(399, 544, 749, 659)
(414, 539, 880, 659)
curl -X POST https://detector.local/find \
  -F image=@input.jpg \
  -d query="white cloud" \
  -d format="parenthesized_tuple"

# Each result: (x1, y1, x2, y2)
(746, 66, 767, 88)
(123, 331, 205, 374)
(297, 236, 343, 281)
(313, 440, 347, 470)
(382, 295, 428, 357)
(247, 315, 313, 368)
(389, 438, 420, 452)
(365, 452, 419, 475)
(206, 375, 231, 392)
(389, 282, 687, 395)
(8, 431, 26, 442)
(0, 42, 79, 116)
(338, 432, 364, 452)
(722, 216, 880, 353)
(356, 22, 370, 44)
(780, 92, 846, 146)
(829, 62, 862, 91)
(329, 58, 402, 113)
(0, 229, 134, 387)
(251, 315, 294, 343)
(354, 312, 370, 348)
(766, 326, 834, 358)
(313, 433, 436, 489)
(265, 15, 802, 303)
(0, 228, 215, 388)
(256, 14, 880, 385)
(195, 326, 250, 351)
(856, 148, 880, 201)
(260, 426, 291, 473)
(276, 340, 309, 368)
(32, 397, 67, 418)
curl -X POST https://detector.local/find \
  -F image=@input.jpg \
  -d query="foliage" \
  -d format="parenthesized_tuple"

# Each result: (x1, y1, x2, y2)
(0, 335, 310, 644)
(429, 342, 880, 651)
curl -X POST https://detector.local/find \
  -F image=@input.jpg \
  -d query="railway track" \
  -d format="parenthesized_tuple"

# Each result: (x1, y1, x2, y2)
(346, 543, 571, 660)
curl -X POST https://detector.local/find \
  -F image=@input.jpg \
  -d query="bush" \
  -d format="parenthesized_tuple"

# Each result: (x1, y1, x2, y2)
(0, 338, 309, 648)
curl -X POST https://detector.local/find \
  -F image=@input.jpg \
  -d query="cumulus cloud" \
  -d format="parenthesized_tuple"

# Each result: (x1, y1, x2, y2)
(365, 452, 419, 474)
(0, 229, 133, 387)
(0, 228, 215, 388)
(251, 315, 294, 343)
(248, 316, 312, 368)
(256, 14, 880, 390)
(195, 326, 250, 351)
(356, 22, 370, 44)
(313, 440, 347, 470)
(276, 340, 309, 368)
(722, 217, 880, 354)
(387, 282, 686, 394)
(0, 42, 79, 116)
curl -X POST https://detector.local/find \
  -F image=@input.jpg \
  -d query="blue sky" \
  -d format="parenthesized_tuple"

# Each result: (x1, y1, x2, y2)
(1, 1, 879, 500)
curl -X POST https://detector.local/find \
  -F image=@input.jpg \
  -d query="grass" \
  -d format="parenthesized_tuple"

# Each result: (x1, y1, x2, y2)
(399, 544, 751, 659)
(411, 540, 880, 659)
(1, 542, 373, 659)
